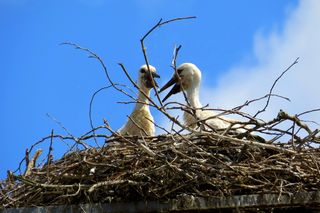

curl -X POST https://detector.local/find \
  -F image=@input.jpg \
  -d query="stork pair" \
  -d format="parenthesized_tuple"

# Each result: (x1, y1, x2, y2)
(118, 63, 240, 136)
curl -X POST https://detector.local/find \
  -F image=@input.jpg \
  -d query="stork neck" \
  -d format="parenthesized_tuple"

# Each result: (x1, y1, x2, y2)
(135, 87, 150, 109)
(186, 87, 202, 108)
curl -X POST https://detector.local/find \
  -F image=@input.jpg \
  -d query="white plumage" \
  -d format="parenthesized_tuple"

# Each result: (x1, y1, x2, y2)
(159, 63, 243, 132)
(117, 64, 160, 136)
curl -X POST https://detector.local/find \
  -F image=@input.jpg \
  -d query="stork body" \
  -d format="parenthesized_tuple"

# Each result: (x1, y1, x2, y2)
(160, 63, 241, 131)
(117, 65, 159, 136)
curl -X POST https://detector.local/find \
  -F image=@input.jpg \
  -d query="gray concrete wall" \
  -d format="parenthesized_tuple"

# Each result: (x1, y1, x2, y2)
(2, 191, 320, 213)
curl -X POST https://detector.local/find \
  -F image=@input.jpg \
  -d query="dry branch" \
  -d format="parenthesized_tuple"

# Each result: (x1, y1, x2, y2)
(254, 57, 299, 117)
(140, 16, 196, 107)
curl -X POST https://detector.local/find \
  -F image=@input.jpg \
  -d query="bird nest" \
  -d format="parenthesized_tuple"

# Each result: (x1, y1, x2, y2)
(1, 127, 320, 208)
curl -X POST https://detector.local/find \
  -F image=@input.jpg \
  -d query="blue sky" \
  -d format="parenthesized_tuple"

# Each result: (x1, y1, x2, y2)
(0, 0, 306, 178)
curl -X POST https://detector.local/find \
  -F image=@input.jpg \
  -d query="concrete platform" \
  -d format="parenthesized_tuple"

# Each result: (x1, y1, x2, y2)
(1, 191, 320, 213)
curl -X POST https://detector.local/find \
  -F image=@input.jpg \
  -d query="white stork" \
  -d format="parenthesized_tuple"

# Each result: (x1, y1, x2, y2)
(159, 63, 244, 132)
(117, 64, 160, 136)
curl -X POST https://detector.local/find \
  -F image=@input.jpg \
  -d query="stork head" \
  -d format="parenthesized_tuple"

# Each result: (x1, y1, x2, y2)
(159, 63, 201, 102)
(138, 64, 160, 89)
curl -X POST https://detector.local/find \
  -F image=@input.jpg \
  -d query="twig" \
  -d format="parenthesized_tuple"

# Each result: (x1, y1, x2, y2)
(138, 136, 157, 157)
(46, 129, 54, 179)
(254, 57, 299, 117)
(208, 133, 296, 154)
(46, 113, 89, 149)
(15, 175, 88, 189)
(88, 180, 140, 193)
(170, 45, 191, 107)
(234, 93, 291, 111)
(140, 16, 196, 107)
(277, 110, 312, 134)
(59, 183, 82, 198)
(61, 42, 135, 100)
(127, 115, 149, 136)
(141, 16, 196, 41)
(24, 149, 43, 176)
(297, 108, 320, 117)
(89, 86, 113, 146)
(145, 116, 171, 134)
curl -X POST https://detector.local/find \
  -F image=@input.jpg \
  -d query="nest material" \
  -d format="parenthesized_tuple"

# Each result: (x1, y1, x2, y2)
(1, 132, 320, 208)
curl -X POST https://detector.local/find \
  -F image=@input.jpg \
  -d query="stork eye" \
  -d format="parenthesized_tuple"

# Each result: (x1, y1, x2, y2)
(140, 69, 146, 73)
(177, 68, 183, 74)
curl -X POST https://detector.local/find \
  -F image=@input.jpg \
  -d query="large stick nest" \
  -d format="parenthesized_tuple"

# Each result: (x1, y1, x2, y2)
(1, 131, 320, 208)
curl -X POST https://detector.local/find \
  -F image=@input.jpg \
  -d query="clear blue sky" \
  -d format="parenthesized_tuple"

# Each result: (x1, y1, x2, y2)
(0, 0, 298, 178)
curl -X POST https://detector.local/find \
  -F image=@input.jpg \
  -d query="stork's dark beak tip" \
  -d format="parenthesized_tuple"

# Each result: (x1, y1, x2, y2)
(159, 76, 182, 102)
(159, 76, 176, 93)
(152, 73, 160, 78)
(162, 96, 170, 103)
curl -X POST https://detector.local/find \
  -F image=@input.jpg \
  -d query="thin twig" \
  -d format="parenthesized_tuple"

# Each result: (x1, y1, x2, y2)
(46, 113, 89, 149)
(254, 57, 299, 117)
(46, 129, 54, 179)
(89, 86, 112, 146)
(61, 42, 135, 100)
(140, 16, 197, 107)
